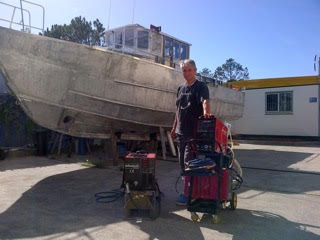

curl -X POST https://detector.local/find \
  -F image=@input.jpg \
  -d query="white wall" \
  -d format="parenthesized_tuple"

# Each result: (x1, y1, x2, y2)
(231, 85, 319, 136)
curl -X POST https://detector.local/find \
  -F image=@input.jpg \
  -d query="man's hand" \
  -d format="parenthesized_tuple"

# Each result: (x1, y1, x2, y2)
(203, 113, 213, 119)
(203, 100, 211, 118)
(199, 113, 213, 119)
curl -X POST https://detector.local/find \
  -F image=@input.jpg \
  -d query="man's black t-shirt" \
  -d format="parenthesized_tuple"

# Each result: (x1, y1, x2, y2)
(175, 80, 209, 137)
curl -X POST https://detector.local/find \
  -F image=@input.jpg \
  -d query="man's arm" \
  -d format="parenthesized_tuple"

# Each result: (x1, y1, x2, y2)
(199, 82, 211, 117)
(203, 99, 211, 116)
(170, 112, 177, 139)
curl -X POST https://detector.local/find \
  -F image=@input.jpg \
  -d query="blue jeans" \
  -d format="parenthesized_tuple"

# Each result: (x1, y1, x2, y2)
(177, 135, 195, 174)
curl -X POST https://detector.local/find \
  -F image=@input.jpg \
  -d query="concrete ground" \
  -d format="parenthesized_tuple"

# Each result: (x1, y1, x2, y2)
(0, 143, 320, 240)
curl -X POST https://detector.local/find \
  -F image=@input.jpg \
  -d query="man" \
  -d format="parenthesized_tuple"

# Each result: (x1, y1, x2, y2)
(171, 59, 211, 205)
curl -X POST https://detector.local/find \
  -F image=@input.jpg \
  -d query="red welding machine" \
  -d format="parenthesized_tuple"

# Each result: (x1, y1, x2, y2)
(124, 152, 156, 190)
(183, 115, 242, 223)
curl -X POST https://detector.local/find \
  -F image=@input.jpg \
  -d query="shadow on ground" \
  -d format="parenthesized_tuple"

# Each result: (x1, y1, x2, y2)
(0, 148, 113, 172)
(233, 149, 313, 170)
(0, 157, 319, 240)
(234, 149, 320, 195)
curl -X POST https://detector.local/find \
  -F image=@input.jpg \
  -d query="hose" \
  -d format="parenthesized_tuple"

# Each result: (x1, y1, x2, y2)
(94, 188, 124, 203)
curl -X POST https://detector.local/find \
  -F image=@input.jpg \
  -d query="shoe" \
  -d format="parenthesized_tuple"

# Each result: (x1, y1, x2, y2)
(176, 194, 189, 206)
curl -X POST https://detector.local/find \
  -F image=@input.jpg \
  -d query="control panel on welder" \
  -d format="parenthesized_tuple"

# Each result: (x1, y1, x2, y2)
(195, 117, 228, 154)
(195, 119, 215, 153)
(123, 152, 156, 191)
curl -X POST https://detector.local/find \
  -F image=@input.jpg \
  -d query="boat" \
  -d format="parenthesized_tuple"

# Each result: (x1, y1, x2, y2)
(0, 23, 244, 139)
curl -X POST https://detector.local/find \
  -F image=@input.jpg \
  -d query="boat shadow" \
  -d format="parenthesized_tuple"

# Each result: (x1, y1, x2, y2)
(0, 161, 319, 240)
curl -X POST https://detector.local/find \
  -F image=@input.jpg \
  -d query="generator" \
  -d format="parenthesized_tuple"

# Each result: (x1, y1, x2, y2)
(123, 152, 161, 219)
(184, 115, 242, 223)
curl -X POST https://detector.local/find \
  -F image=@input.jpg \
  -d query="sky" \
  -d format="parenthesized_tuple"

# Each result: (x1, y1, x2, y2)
(0, 0, 319, 79)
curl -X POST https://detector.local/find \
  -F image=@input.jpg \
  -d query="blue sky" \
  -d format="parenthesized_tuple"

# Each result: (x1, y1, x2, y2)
(1, 0, 319, 79)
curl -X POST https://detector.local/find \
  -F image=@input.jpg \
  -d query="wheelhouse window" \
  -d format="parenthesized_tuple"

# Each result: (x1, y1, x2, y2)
(165, 38, 172, 57)
(266, 91, 293, 114)
(173, 41, 180, 59)
(137, 30, 149, 49)
(180, 44, 187, 60)
(125, 28, 134, 47)
(115, 31, 122, 49)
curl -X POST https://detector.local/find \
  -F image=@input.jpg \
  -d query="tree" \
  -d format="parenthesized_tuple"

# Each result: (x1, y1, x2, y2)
(200, 67, 213, 78)
(41, 16, 105, 46)
(213, 58, 249, 82)
(198, 67, 215, 84)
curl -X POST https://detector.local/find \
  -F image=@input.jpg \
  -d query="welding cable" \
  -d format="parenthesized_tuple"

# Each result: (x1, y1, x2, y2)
(175, 175, 182, 194)
(94, 188, 124, 203)
(230, 168, 243, 191)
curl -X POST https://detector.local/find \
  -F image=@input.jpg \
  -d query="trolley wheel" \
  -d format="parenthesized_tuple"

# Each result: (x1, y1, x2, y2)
(149, 194, 160, 220)
(191, 212, 200, 222)
(210, 214, 220, 224)
(230, 192, 237, 210)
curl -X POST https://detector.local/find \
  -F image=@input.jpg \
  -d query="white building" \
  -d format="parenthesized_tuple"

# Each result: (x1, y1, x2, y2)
(230, 76, 320, 137)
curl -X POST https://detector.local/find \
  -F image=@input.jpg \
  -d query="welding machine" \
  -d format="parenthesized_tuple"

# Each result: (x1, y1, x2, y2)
(193, 115, 228, 154)
(123, 151, 161, 219)
(183, 116, 242, 223)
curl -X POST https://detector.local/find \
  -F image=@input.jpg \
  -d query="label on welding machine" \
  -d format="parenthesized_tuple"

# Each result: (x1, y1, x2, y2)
(124, 164, 139, 169)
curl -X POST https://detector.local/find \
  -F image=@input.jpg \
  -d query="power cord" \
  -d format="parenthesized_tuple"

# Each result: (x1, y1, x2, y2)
(230, 168, 243, 191)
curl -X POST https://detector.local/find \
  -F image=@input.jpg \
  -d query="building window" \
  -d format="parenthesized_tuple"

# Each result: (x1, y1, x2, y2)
(115, 31, 122, 49)
(125, 28, 134, 47)
(265, 91, 293, 114)
(137, 30, 149, 49)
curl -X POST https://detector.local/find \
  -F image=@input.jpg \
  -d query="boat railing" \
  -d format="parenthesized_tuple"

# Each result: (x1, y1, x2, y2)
(196, 74, 223, 86)
(0, 0, 45, 34)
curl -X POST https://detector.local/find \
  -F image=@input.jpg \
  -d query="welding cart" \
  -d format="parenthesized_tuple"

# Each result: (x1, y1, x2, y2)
(183, 116, 242, 223)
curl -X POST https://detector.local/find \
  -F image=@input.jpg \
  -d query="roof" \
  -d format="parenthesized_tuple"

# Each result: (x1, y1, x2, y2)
(228, 75, 320, 90)
(107, 24, 192, 46)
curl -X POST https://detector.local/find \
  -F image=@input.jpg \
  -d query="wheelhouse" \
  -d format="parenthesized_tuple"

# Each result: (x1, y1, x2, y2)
(105, 24, 191, 69)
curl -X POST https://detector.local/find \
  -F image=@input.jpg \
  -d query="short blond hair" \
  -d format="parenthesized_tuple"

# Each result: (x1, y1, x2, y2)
(180, 59, 197, 70)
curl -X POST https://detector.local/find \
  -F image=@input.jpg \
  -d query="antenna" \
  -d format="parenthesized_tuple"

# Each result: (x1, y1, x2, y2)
(107, 0, 111, 30)
(132, 0, 136, 24)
